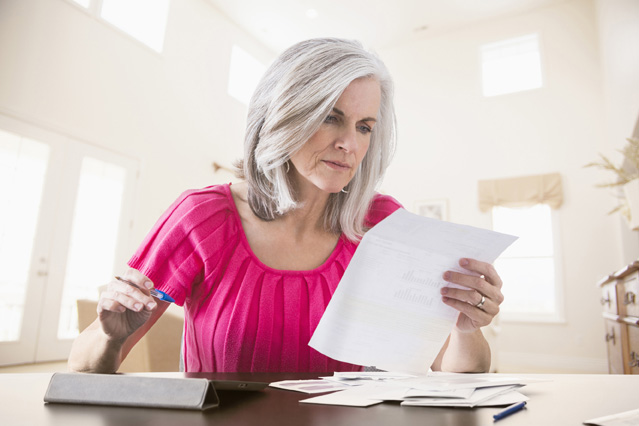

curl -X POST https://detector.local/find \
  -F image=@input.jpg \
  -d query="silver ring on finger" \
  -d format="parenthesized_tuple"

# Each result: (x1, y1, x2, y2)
(475, 294, 486, 310)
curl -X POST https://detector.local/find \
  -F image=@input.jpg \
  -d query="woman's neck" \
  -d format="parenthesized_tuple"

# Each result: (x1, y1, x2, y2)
(231, 181, 340, 270)
(286, 177, 333, 236)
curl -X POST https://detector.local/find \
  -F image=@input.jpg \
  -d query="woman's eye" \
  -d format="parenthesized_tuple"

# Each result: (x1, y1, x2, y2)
(358, 125, 372, 134)
(324, 115, 338, 124)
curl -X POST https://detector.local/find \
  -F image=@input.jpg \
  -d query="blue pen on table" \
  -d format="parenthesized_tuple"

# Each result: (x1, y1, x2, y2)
(114, 276, 175, 304)
(493, 401, 527, 422)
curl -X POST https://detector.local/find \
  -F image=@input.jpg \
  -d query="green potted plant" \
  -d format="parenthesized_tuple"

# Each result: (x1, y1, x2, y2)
(586, 136, 639, 229)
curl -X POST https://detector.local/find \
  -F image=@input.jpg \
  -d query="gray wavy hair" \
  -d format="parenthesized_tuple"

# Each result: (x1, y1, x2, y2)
(236, 37, 397, 242)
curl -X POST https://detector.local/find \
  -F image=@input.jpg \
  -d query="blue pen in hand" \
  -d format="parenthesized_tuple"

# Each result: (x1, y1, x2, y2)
(115, 276, 175, 304)
(493, 401, 527, 422)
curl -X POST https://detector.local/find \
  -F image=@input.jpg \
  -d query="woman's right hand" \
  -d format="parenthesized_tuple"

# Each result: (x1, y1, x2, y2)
(96, 269, 158, 342)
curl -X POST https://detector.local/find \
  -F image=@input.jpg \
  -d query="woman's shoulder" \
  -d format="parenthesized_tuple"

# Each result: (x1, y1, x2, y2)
(365, 193, 403, 227)
(128, 183, 238, 290)
(175, 183, 232, 203)
(164, 183, 236, 226)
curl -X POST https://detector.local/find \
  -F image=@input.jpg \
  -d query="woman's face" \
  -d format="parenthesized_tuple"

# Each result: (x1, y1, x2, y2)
(290, 77, 381, 195)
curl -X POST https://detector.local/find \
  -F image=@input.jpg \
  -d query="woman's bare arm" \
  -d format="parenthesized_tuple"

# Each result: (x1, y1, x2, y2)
(67, 269, 169, 373)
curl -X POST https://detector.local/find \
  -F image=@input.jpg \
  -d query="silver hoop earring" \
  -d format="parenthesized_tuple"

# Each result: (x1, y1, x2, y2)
(341, 188, 349, 194)
(285, 161, 290, 173)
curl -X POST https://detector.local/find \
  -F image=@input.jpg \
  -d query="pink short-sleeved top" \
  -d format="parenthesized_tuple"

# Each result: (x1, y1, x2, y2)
(128, 184, 402, 372)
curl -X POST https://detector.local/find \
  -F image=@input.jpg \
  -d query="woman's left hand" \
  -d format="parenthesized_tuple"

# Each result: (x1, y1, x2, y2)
(440, 258, 504, 333)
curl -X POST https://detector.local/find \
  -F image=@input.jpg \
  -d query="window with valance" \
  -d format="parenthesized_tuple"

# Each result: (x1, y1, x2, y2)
(478, 172, 564, 322)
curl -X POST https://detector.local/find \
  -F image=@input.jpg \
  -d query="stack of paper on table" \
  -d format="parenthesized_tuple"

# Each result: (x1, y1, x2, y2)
(271, 372, 539, 408)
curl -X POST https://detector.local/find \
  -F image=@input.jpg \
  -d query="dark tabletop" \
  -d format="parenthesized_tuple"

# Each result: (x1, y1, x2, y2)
(2, 371, 639, 426)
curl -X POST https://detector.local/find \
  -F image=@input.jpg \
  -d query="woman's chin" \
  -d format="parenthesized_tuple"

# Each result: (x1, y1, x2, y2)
(313, 185, 345, 195)
(296, 175, 351, 195)
(324, 182, 350, 194)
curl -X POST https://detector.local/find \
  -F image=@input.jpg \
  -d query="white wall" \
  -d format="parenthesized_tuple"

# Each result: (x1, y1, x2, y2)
(596, 0, 639, 264)
(0, 0, 274, 249)
(378, 0, 629, 373)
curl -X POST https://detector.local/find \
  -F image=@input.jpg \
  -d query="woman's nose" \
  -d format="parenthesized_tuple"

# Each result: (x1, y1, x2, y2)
(335, 127, 358, 152)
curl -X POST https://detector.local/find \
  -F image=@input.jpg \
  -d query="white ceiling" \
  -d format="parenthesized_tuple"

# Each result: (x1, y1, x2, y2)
(207, 0, 569, 53)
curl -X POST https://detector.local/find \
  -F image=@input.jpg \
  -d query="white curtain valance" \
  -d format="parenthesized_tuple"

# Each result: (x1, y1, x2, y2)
(478, 172, 563, 212)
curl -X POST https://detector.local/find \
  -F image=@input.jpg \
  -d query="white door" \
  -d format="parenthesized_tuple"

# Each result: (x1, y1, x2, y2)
(0, 114, 138, 365)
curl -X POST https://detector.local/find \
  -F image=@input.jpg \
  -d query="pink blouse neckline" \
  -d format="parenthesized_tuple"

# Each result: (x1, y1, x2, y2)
(222, 183, 347, 276)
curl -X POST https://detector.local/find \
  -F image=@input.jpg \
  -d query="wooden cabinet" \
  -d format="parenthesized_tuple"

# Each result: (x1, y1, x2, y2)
(620, 272, 639, 317)
(603, 319, 626, 374)
(598, 262, 639, 374)
(628, 324, 639, 374)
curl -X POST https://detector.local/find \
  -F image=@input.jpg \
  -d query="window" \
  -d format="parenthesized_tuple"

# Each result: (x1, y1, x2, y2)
(478, 173, 564, 322)
(70, 0, 91, 7)
(67, 0, 171, 53)
(228, 45, 267, 106)
(57, 157, 127, 339)
(481, 34, 543, 97)
(0, 133, 50, 342)
(0, 114, 138, 366)
(492, 205, 563, 322)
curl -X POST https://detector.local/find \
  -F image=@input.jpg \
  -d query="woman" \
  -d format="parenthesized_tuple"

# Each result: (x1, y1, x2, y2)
(68, 38, 503, 374)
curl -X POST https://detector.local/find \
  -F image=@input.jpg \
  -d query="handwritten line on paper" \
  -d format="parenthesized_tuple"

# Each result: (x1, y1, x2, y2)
(309, 209, 517, 374)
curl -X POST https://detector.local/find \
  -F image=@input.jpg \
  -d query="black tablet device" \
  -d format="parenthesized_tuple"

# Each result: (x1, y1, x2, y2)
(210, 380, 268, 391)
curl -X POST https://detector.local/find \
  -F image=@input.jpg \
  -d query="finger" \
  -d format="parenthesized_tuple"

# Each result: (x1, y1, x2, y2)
(442, 295, 493, 327)
(106, 288, 146, 313)
(111, 278, 156, 309)
(103, 287, 155, 313)
(443, 271, 502, 303)
(124, 268, 154, 290)
(459, 258, 503, 289)
(441, 287, 499, 316)
(97, 297, 127, 314)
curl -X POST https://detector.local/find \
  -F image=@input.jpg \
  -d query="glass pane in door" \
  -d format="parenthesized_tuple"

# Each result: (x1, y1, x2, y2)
(57, 156, 126, 339)
(0, 130, 50, 342)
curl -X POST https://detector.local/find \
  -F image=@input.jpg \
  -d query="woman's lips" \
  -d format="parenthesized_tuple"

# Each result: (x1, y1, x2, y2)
(323, 160, 350, 170)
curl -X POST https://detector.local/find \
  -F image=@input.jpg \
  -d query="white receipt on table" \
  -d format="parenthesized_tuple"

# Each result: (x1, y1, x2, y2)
(309, 208, 517, 374)
(584, 409, 639, 426)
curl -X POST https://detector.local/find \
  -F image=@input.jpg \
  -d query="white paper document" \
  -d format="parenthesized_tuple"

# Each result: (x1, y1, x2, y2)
(474, 391, 529, 407)
(584, 408, 639, 426)
(300, 384, 388, 407)
(269, 379, 352, 394)
(299, 390, 384, 407)
(309, 209, 517, 373)
(400, 385, 521, 407)
(288, 372, 538, 408)
(298, 373, 533, 408)
(320, 371, 416, 387)
(408, 371, 547, 390)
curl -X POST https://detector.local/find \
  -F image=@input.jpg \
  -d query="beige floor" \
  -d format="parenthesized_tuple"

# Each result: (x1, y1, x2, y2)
(0, 360, 68, 374)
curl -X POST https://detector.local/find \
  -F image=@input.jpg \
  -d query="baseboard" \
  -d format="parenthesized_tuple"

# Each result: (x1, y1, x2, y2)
(497, 351, 608, 374)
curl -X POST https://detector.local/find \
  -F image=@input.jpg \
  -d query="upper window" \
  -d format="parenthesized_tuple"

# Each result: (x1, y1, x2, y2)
(481, 34, 543, 97)
(228, 45, 267, 106)
(69, 0, 171, 53)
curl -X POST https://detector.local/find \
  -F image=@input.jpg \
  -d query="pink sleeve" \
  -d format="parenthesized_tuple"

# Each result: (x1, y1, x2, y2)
(365, 193, 404, 228)
(127, 186, 232, 306)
